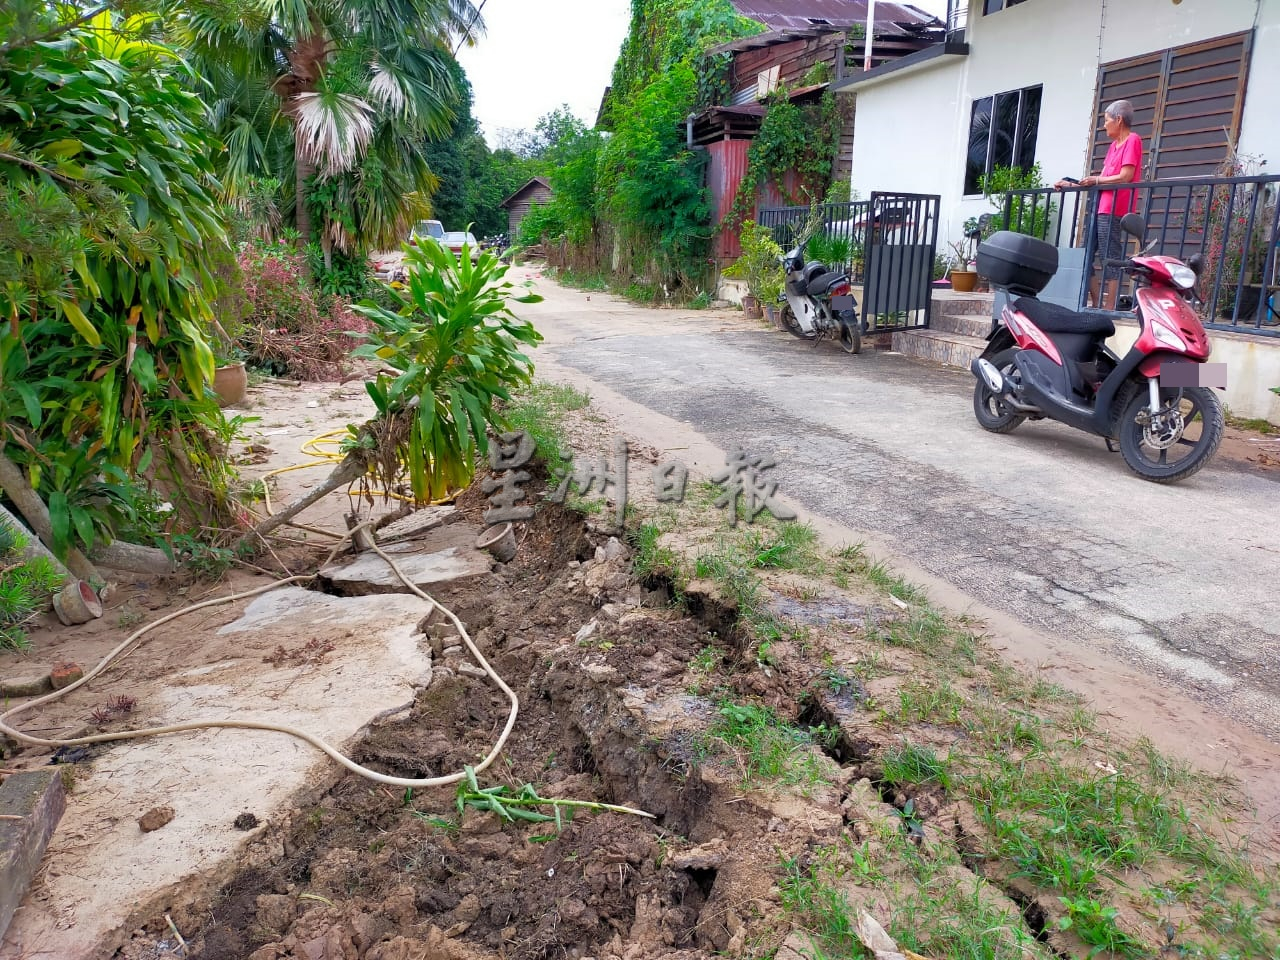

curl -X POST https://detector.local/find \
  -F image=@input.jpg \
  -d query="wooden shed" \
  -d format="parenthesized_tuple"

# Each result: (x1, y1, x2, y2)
(500, 177, 554, 240)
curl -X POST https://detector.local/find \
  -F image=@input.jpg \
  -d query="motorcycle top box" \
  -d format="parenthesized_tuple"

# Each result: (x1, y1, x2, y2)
(976, 231, 1057, 295)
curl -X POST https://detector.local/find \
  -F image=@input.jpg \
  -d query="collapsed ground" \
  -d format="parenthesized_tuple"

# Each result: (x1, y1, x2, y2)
(97, 387, 1280, 960)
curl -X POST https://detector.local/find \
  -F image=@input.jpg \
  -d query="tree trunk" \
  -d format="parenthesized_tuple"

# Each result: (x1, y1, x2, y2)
(295, 136, 315, 248)
(321, 222, 333, 270)
(89, 541, 177, 576)
(279, 22, 327, 249)
(0, 452, 100, 582)
(235, 453, 366, 553)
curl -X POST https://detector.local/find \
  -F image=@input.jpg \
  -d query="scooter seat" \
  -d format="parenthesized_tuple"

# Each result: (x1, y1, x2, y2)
(807, 271, 848, 297)
(1014, 297, 1115, 337)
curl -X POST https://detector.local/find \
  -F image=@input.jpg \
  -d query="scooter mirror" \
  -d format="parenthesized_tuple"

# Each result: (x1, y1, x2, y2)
(1120, 213, 1146, 240)
(1187, 253, 1204, 276)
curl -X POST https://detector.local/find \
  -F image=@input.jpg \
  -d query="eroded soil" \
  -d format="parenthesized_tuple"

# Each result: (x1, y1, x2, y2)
(99, 460, 1279, 960)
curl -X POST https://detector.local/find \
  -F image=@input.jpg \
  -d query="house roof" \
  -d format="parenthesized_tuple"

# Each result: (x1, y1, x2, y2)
(727, 0, 936, 36)
(499, 177, 552, 209)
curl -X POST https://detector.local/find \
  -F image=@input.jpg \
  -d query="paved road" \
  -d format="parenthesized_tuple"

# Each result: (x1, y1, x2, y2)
(519, 273, 1280, 754)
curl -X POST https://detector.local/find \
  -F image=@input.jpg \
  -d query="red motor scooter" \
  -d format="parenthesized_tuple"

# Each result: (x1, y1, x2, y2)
(969, 213, 1224, 483)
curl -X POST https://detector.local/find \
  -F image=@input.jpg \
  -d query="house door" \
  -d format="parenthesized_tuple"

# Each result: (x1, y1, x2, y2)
(1089, 31, 1253, 182)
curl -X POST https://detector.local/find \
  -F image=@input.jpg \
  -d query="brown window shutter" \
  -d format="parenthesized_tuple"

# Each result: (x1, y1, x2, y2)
(1089, 31, 1252, 185)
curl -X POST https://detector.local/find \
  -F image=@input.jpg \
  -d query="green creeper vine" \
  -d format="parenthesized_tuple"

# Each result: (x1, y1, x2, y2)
(725, 89, 847, 230)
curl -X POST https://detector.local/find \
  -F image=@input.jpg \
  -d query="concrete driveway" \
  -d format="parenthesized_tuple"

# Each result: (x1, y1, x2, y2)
(517, 270, 1280, 765)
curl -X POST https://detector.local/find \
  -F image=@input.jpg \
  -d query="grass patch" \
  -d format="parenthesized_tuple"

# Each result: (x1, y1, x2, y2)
(703, 700, 836, 789)
(502, 381, 591, 477)
(895, 679, 966, 725)
(780, 838, 1052, 960)
(880, 741, 952, 789)
(1224, 411, 1277, 435)
(631, 522, 679, 580)
(553, 268, 610, 292)
(833, 543, 927, 605)
(739, 522, 821, 571)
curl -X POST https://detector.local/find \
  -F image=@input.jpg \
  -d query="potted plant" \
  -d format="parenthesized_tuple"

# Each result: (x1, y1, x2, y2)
(724, 220, 784, 320)
(946, 240, 979, 292)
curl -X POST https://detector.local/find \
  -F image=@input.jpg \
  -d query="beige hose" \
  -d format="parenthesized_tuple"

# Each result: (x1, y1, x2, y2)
(0, 530, 519, 789)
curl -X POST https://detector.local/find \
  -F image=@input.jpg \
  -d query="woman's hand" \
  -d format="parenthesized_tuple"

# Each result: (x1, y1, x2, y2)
(1080, 175, 1097, 187)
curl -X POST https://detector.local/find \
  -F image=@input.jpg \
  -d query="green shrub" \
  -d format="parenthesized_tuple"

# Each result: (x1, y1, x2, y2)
(723, 221, 784, 301)
(981, 164, 1054, 239)
(0, 520, 63, 651)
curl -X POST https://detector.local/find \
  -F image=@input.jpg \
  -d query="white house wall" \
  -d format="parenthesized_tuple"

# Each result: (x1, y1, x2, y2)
(1238, 0, 1280, 164)
(1099, 0, 1259, 61)
(848, 63, 965, 202)
(954, 0, 1103, 238)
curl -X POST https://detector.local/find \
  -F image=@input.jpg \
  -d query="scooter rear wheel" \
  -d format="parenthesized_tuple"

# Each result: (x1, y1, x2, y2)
(839, 322, 861, 354)
(972, 349, 1026, 434)
(1117, 385, 1223, 483)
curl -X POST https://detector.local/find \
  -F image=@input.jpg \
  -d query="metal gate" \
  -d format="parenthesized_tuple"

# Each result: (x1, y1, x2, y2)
(861, 191, 940, 333)
(757, 191, 940, 334)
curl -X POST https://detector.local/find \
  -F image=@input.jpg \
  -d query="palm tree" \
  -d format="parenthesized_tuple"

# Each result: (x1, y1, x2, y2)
(178, 0, 483, 248)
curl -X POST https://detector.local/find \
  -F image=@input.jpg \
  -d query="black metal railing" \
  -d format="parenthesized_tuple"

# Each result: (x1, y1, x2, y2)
(758, 201, 872, 282)
(989, 174, 1280, 335)
(759, 192, 941, 333)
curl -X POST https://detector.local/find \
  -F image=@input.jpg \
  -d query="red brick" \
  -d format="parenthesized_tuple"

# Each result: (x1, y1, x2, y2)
(48, 662, 84, 690)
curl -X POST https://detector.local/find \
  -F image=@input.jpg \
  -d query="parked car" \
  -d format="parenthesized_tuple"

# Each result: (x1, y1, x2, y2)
(444, 230, 480, 263)
(408, 219, 445, 245)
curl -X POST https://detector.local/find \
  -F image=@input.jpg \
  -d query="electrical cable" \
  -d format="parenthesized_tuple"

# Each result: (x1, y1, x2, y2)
(0, 521, 517, 791)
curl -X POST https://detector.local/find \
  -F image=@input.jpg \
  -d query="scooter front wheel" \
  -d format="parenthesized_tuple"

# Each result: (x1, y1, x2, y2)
(972, 348, 1026, 434)
(780, 304, 815, 341)
(1117, 385, 1223, 483)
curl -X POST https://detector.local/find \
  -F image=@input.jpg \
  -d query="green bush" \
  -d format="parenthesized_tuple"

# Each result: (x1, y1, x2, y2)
(723, 221, 784, 301)
(981, 164, 1054, 239)
(0, 7, 242, 547)
(0, 519, 62, 651)
(518, 201, 567, 247)
(305, 244, 373, 300)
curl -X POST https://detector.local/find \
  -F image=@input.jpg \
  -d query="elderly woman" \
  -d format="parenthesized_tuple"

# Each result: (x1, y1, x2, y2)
(1056, 99, 1143, 310)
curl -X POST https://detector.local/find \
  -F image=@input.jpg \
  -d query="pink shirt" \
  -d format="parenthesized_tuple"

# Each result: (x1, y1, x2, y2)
(1098, 132, 1142, 217)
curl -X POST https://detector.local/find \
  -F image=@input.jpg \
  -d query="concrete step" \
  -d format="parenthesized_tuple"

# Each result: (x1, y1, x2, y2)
(892, 328, 986, 370)
(932, 312, 993, 338)
(930, 290, 994, 316)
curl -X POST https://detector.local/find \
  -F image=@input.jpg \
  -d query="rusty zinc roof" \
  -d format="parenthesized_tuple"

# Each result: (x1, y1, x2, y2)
(729, 0, 936, 35)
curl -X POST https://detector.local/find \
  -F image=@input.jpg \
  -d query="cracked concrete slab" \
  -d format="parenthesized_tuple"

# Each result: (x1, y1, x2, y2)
(319, 523, 492, 595)
(1, 587, 434, 960)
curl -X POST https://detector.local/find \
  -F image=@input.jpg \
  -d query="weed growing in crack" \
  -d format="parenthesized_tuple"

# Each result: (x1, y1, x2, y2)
(1057, 895, 1145, 958)
(778, 856, 858, 953)
(703, 701, 835, 789)
(889, 875, 1048, 960)
(880, 741, 952, 790)
(631, 522, 679, 580)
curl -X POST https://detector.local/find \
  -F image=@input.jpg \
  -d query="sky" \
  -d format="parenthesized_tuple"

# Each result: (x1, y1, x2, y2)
(455, 0, 951, 148)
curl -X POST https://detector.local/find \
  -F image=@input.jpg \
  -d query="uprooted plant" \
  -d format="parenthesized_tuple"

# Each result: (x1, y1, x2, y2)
(236, 238, 543, 548)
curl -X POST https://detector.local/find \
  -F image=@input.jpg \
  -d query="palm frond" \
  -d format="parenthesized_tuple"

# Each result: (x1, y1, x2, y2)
(292, 90, 375, 177)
